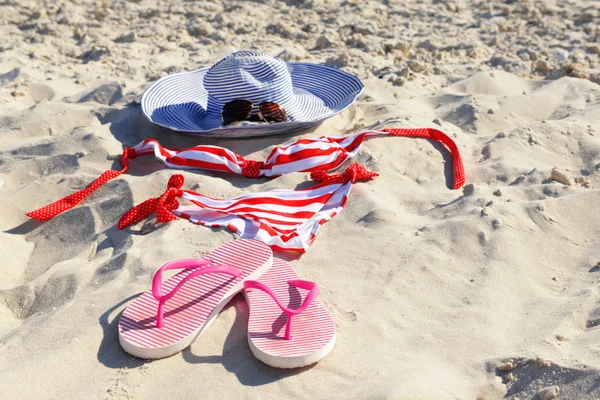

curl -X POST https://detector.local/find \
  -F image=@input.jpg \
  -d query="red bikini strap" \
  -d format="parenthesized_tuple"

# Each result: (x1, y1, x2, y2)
(380, 128, 465, 189)
(26, 148, 137, 221)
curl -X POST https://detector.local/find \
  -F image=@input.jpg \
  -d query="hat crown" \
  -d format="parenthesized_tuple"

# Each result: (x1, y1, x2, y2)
(203, 51, 294, 105)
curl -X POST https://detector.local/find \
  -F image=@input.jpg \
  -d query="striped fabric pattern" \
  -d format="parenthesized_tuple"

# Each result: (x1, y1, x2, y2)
(245, 258, 336, 359)
(118, 240, 272, 350)
(141, 51, 364, 137)
(173, 173, 359, 253)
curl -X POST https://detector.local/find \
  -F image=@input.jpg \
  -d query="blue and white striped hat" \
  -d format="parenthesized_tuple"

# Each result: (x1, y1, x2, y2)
(141, 51, 364, 137)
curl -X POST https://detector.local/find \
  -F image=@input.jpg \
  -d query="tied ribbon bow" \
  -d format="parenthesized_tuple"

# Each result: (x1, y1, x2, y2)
(310, 163, 379, 183)
(26, 147, 137, 221)
(117, 174, 184, 230)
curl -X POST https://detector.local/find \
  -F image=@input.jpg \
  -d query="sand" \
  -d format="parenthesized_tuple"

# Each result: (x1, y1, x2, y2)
(1, 0, 599, 399)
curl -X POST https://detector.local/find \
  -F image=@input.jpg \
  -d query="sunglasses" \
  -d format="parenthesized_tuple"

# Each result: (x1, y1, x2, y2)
(222, 100, 289, 126)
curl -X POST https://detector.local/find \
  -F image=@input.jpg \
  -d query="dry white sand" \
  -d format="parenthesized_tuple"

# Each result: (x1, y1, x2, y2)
(1, 0, 599, 399)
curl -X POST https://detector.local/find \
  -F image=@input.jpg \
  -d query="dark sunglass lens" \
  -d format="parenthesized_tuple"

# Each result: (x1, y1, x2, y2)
(259, 102, 288, 123)
(222, 100, 252, 125)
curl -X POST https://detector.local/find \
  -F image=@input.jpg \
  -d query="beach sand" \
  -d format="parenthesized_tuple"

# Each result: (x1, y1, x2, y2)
(1, 0, 599, 399)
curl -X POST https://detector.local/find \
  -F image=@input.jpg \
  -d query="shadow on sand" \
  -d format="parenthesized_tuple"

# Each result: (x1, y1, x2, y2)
(97, 294, 313, 386)
(181, 295, 314, 386)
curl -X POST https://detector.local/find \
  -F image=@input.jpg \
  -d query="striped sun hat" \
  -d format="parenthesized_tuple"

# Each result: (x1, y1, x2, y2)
(141, 51, 364, 137)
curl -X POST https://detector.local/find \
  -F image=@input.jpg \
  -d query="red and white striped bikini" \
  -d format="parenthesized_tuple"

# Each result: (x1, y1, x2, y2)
(28, 128, 465, 252)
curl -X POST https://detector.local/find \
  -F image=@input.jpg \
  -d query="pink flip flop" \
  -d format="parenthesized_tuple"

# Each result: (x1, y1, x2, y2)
(243, 259, 336, 368)
(118, 239, 272, 359)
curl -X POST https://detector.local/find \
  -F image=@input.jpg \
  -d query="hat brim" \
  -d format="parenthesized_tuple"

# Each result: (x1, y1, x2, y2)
(140, 62, 364, 138)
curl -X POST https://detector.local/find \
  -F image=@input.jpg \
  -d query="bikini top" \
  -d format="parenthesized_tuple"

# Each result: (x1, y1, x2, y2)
(27, 128, 465, 223)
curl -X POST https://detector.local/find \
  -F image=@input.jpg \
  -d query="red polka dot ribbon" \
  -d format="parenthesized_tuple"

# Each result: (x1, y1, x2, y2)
(382, 128, 465, 189)
(26, 148, 137, 221)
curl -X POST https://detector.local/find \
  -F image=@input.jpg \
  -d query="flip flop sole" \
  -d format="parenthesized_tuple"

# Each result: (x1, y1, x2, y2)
(118, 239, 273, 359)
(244, 258, 336, 368)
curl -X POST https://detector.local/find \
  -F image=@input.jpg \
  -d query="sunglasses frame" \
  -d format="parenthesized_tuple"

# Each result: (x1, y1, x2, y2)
(222, 100, 288, 126)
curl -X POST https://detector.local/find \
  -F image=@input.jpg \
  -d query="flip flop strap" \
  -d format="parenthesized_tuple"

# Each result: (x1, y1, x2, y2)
(152, 260, 241, 328)
(244, 279, 320, 340)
